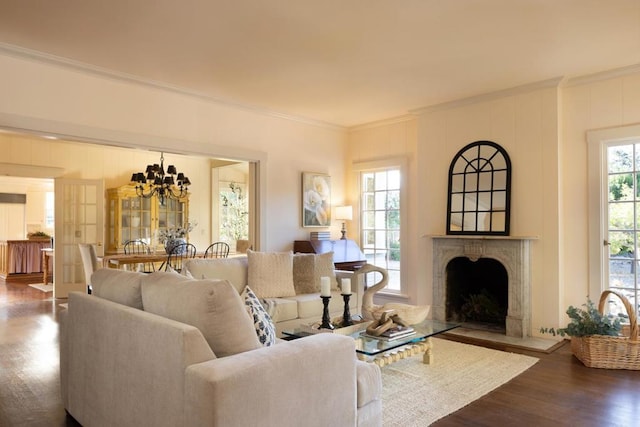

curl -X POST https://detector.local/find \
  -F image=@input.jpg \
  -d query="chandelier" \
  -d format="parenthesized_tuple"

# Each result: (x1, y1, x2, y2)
(131, 152, 191, 205)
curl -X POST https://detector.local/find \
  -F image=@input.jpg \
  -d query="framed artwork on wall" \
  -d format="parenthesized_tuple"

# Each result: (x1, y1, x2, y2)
(302, 172, 331, 227)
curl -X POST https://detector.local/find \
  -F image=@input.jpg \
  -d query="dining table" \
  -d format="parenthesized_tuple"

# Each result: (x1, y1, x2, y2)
(102, 252, 210, 269)
(102, 253, 170, 269)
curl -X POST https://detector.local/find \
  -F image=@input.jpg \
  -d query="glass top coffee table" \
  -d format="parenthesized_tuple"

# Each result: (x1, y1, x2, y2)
(282, 319, 459, 367)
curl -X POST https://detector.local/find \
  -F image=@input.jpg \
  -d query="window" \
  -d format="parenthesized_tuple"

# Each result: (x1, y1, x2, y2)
(588, 124, 640, 318)
(45, 191, 54, 229)
(605, 143, 640, 317)
(361, 169, 401, 291)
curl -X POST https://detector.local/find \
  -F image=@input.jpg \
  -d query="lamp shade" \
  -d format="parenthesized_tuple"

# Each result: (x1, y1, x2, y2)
(335, 205, 353, 221)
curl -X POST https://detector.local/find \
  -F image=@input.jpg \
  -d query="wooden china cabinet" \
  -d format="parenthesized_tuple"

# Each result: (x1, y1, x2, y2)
(105, 184, 189, 254)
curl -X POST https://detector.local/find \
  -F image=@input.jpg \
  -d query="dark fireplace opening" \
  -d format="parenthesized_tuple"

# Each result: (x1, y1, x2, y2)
(445, 257, 508, 333)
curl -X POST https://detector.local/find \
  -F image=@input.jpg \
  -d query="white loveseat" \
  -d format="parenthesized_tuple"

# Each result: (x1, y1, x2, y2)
(60, 268, 382, 427)
(182, 251, 364, 335)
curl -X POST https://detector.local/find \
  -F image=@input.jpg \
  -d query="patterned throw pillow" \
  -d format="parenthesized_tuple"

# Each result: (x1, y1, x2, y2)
(242, 286, 277, 346)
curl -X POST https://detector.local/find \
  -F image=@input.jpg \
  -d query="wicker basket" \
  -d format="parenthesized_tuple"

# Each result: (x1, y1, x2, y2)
(570, 290, 640, 370)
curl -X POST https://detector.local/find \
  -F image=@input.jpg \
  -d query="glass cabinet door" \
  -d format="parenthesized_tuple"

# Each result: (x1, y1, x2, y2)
(156, 198, 185, 232)
(120, 197, 153, 245)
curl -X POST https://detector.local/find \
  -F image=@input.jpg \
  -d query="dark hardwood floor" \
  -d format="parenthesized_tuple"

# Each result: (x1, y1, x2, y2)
(1, 279, 639, 427)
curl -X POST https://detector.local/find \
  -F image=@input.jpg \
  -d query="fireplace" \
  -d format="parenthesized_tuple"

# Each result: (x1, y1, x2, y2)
(432, 236, 533, 338)
(446, 257, 508, 332)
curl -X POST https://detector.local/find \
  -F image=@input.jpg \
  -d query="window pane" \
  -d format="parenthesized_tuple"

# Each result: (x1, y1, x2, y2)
(364, 193, 375, 210)
(363, 173, 375, 192)
(609, 202, 633, 230)
(360, 168, 401, 291)
(388, 170, 400, 190)
(375, 171, 387, 191)
(609, 145, 633, 173)
(374, 192, 386, 210)
(609, 174, 634, 201)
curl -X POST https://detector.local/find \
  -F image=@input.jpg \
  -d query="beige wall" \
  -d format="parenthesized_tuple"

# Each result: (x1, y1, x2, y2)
(3, 48, 640, 332)
(347, 69, 640, 335)
(0, 51, 347, 251)
(562, 71, 640, 310)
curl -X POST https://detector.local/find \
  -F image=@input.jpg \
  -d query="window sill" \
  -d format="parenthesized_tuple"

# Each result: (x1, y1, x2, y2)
(373, 291, 410, 304)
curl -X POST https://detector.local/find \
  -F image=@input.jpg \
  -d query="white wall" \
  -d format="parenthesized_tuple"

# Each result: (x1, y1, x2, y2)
(0, 51, 347, 251)
(562, 71, 640, 308)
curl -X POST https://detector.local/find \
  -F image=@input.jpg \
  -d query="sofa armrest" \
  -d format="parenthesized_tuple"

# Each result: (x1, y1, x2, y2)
(185, 334, 358, 427)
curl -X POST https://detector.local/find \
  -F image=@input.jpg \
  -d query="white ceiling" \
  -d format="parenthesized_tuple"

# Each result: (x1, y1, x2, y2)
(0, 0, 639, 128)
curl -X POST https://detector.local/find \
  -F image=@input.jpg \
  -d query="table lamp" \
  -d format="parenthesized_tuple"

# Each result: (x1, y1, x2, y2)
(335, 205, 353, 240)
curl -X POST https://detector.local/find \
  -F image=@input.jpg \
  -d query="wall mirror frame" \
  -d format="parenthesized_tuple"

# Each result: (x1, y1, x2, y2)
(446, 140, 511, 236)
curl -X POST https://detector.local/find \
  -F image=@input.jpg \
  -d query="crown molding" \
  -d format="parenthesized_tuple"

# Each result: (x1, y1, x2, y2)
(0, 43, 344, 132)
(348, 114, 417, 132)
(564, 63, 640, 88)
(410, 77, 565, 116)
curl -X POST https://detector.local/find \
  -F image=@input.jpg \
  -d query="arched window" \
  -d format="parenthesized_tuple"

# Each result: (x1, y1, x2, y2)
(447, 141, 511, 235)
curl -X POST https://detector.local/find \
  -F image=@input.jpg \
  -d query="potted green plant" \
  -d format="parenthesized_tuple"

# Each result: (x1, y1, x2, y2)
(27, 231, 51, 240)
(541, 299, 623, 338)
(541, 290, 639, 370)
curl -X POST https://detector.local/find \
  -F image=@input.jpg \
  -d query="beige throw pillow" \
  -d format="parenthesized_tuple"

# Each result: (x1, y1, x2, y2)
(141, 272, 261, 358)
(293, 253, 317, 294)
(315, 251, 337, 290)
(292, 252, 337, 294)
(247, 250, 295, 298)
(91, 268, 146, 309)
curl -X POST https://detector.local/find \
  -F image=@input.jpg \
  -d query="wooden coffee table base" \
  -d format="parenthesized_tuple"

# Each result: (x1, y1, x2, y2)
(357, 337, 434, 367)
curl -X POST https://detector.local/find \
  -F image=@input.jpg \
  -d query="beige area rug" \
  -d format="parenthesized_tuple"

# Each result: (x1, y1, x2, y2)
(381, 337, 538, 426)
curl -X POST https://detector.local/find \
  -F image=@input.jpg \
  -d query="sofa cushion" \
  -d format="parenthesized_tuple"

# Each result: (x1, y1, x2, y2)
(247, 250, 295, 298)
(91, 268, 146, 309)
(141, 271, 261, 358)
(182, 257, 248, 294)
(289, 290, 358, 320)
(241, 286, 276, 347)
(263, 297, 299, 322)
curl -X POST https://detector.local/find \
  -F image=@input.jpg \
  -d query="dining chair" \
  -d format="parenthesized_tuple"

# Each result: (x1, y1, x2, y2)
(123, 239, 155, 272)
(204, 242, 230, 259)
(165, 243, 197, 273)
(78, 243, 99, 294)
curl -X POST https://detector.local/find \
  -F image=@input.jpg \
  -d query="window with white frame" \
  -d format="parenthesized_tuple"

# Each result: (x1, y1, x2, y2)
(360, 168, 401, 291)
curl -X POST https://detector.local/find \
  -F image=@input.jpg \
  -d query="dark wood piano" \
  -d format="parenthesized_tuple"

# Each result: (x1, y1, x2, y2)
(293, 239, 366, 271)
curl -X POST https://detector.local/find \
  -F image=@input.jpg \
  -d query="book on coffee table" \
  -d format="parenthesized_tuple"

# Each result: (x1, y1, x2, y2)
(363, 326, 416, 341)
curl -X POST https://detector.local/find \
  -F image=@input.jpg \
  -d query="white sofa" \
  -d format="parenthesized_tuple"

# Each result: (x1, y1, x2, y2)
(60, 268, 382, 427)
(182, 252, 364, 335)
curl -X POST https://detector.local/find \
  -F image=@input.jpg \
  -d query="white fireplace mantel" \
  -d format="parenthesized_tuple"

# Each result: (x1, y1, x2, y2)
(430, 235, 536, 338)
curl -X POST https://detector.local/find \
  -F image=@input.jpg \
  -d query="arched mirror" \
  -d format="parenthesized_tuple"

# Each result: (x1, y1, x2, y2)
(446, 141, 511, 235)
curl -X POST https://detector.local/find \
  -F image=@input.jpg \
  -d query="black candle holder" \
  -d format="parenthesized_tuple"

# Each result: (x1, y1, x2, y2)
(341, 294, 353, 327)
(320, 296, 334, 329)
